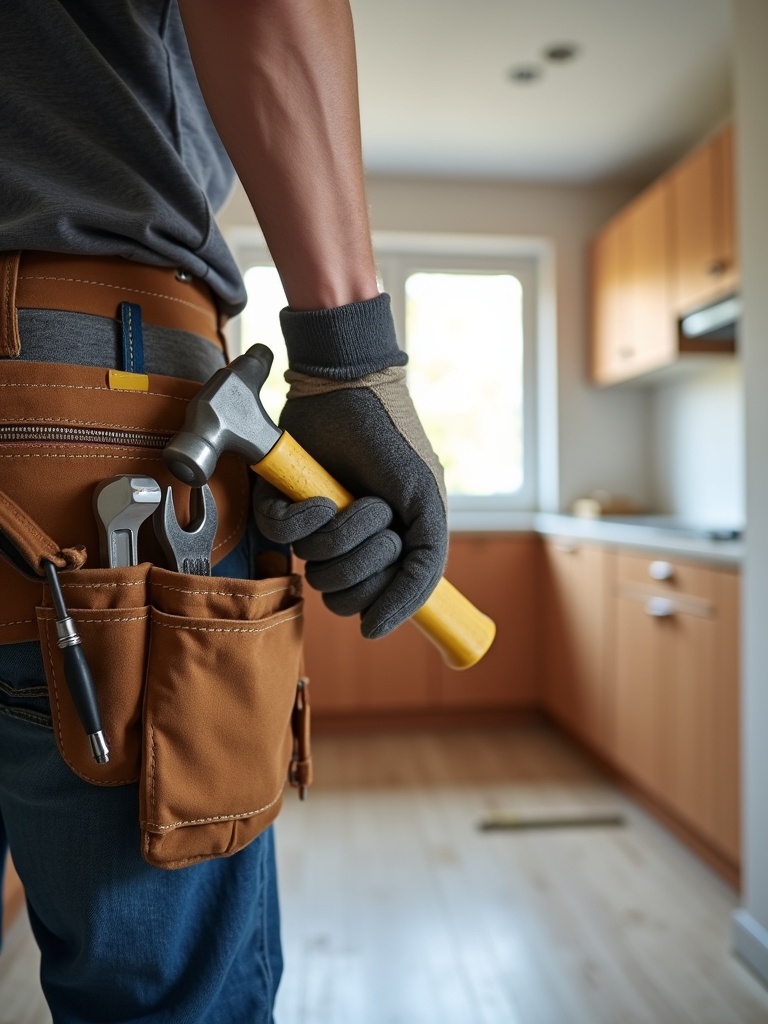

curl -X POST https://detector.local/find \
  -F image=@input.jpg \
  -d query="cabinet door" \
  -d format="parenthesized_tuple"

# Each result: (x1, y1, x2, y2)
(628, 178, 676, 374)
(711, 568, 741, 861)
(543, 540, 614, 755)
(301, 567, 438, 715)
(714, 124, 739, 297)
(437, 535, 538, 709)
(655, 605, 716, 838)
(591, 179, 675, 385)
(670, 127, 738, 315)
(613, 593, 660, 792)
(591, 211, 635, 384)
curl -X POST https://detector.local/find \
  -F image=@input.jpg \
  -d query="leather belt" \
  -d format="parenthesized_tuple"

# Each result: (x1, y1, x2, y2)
(1, 250, 226, 356)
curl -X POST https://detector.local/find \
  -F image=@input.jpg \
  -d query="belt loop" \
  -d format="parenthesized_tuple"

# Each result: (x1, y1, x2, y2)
(120, 302, 145, 374)
(0, 251, 22, 357)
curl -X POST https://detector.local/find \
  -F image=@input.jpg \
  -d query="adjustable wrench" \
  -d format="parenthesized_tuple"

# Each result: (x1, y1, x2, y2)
(93, 476, 162, 568)
(154, 484, 217, 576)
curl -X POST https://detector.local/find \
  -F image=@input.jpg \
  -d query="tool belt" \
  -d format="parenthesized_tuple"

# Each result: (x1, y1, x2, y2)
(0, 253, 311, 870)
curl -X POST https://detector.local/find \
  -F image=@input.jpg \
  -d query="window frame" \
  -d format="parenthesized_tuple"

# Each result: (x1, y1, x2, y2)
(226, 228, 548, 526)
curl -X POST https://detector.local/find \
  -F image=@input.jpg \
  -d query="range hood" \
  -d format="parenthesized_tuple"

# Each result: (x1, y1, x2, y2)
(680, 295, 740, 345)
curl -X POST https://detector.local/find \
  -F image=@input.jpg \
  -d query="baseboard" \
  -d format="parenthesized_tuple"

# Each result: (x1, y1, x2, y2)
(733, 909, 768, 986)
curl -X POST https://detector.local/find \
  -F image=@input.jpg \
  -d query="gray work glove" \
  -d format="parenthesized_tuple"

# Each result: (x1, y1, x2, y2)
(252, 293, 447, 640)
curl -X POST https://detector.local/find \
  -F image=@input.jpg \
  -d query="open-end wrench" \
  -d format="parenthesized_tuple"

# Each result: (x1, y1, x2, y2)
(93, 476, 162, 568)
(154, 484, 217, 576)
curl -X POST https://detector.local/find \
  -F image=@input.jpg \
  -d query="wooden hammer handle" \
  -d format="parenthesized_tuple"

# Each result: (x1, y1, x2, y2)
(254, 431, 496, 669)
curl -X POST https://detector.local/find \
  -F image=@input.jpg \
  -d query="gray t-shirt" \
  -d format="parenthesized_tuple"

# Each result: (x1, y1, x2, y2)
(0, 0, 246, 319)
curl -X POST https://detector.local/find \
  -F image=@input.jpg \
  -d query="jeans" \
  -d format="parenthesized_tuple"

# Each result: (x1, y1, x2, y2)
(0, 527, 284, 1023)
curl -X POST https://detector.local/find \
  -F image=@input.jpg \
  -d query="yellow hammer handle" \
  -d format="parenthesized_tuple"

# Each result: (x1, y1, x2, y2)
(254, 431, 496, 669)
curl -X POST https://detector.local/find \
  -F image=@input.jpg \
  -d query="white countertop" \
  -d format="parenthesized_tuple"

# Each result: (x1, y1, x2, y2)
(447, 510, 743, 566)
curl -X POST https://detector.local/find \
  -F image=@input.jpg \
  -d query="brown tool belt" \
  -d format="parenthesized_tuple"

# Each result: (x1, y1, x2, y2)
(0, 259, 312, 868)
(1, 250, 227, 355)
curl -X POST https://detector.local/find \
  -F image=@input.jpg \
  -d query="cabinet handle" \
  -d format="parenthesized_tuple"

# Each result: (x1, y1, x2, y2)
(648, 560, 674, 581)
(646, 596, 675, 618)
(707, 259, 728, 276)
(554, 540, 579, 554)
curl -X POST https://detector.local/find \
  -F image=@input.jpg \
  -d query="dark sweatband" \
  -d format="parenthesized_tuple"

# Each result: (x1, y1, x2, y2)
(279, 292, 407, 381)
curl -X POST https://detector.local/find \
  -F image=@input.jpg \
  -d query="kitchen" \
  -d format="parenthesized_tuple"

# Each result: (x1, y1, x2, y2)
(3, 1, 768, 1022)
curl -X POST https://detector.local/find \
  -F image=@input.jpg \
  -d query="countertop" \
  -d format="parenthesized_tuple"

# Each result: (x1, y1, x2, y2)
(447, 510, 744, 566)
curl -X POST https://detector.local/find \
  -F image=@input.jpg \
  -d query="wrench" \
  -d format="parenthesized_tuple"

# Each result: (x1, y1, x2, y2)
(93, 475, 162, 568)
(154, 484, 217, 576)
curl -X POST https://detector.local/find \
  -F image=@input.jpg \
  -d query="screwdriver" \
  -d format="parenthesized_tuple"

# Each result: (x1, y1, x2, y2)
(43, 560, 110, 764)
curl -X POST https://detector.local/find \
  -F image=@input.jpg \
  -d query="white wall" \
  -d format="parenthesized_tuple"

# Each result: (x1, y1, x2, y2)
(650, 360, 744, 525)
(732, 0, 768, 986)
(219, 175, 649, 512)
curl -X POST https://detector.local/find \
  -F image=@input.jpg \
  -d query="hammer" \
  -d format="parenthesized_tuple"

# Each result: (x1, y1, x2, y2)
(163, 344, 496, 669)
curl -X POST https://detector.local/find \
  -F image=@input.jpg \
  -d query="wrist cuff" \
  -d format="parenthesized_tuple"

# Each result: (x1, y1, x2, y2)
(279, 293, 407, 380)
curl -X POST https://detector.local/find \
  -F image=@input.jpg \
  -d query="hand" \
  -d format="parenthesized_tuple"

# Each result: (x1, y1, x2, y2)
(253, 364, 447, 639)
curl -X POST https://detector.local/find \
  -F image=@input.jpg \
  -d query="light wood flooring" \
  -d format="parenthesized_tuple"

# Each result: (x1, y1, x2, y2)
(2, 724, 768, 1024)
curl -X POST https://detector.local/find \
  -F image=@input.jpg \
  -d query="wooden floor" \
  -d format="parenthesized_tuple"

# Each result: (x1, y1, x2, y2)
(2, 724, 768, 1024)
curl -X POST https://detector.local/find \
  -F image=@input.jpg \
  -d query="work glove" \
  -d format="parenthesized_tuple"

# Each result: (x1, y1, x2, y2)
(253, 292, 447, 640)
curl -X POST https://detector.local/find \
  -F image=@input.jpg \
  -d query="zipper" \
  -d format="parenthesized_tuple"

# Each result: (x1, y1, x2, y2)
(0, 425, 170, 448)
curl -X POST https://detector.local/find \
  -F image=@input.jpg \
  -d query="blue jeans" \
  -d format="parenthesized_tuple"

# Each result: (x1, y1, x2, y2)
(0, 532, 283, 1023)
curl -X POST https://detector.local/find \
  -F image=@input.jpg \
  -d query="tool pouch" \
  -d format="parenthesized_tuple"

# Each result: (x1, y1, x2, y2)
(0, 359, 312, 870)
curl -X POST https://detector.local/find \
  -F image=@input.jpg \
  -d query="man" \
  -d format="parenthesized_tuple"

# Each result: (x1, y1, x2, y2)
(0, 1, 446, 1020)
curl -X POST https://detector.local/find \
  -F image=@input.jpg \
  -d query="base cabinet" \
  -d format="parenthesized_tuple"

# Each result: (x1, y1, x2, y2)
(543, 539, 614, 757)
(546, 544, 741, 867)
(302, 534, 538, 717)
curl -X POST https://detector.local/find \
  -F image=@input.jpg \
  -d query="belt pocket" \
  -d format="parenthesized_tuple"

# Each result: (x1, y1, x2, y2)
(36, 563, 151, 785)
(140, 567, 305, 870)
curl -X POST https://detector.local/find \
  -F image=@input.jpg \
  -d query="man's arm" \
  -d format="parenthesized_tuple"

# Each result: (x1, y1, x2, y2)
(179, 0, 448, 637)
(177, 0, 379, 311)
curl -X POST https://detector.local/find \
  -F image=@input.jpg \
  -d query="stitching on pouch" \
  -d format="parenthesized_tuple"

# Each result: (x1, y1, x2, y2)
(18, 275, 213, 319)
(0, 453, 163, 461)
(43, 622, 137, 785)
(39, 611, 148, 624)
(1, 416, 171, 430)
(0, 704, 53, 731)
(153, 611, 302, 635)
(151, 582, 291, 600)
(0, 619, 35, 626)
(142, 788, 283, 830)
(61, 580, 145, 590)
(150, 721, 157, 820)
(0, 383, 187, 402)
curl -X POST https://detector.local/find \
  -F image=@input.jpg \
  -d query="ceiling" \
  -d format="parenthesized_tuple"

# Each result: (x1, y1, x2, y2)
(351, 0, 733, 185)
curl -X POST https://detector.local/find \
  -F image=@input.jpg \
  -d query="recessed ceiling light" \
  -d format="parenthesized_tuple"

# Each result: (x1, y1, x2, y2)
(543, 43, 580, 63)
(507, 64, 543, 84)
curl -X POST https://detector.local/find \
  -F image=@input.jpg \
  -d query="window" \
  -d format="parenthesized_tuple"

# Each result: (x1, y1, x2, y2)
(229, 233, 539, 518)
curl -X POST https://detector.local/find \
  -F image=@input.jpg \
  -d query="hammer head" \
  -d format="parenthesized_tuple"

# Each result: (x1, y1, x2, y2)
(163, 344, 282, 486)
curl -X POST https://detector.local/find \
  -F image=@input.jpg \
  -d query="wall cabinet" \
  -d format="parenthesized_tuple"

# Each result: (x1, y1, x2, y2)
(302, 534, 538, 718)
(590, 124, 737, 386)
(669, 123, 739, 316)
(591, 178, 676, 385)
(545, 544, 740, 867)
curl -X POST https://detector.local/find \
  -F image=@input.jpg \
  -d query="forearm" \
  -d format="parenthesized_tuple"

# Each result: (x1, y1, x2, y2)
(178, 0, 379, 311)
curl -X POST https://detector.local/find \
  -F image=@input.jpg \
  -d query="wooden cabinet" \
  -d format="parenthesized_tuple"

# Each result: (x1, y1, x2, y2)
(542, 539, 614, 757)
(669, 124, 739, 316)
(591, 179, 676, 385)
(302, 534, 538, 718)
(611, 552, 740, 862)
(590, 124, 737, 385)
(544, 540, 741, 867)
